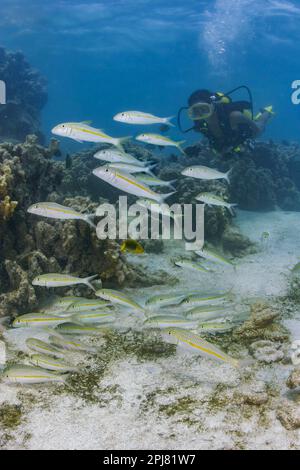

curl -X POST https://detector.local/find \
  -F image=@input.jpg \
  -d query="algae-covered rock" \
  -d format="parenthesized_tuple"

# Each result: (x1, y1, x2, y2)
(249, 340, 284, 364)
(221, 226, 256, 257)
(286, 368, 300, 390)
(0, 402, 23, 429)
(237, 381, 269, 406)
(0, 260, 37, 316)
(232, 303, 289, 344)
(277, 400, 300, 430)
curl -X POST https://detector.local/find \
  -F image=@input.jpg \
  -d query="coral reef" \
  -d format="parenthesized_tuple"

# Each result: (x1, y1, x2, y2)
(0, 138, 178, 317)
(213, 141, 300, 211)
(0, 47, 47, 142)
(157, 139, 300, 212)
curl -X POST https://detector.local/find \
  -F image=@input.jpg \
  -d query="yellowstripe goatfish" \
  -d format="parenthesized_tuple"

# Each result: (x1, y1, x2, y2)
(26, 338, 66, 358)
(174, 259, 210, 273)
(3, 365, 69, 384)
(55, 322, 108, 336)
(64, 299, 111, 314)
(49, 335, 97, 353)
(166, 328, 239, 368)
(145, 292, 188, 309)
(12, 313, 75, 328)
(180, 292, 231, 310)
(136, 133, 185, 154)
(93, 166, 174, 203)
(27, 202, 96, 228)
(38, 296, 87, 314)
(114, 111, 175, 126)
(51, 121, 130, 150)
(72, 311, 115, 325)
(195, 247, 234, 266)
(32, 273, 99, 291)
(94, 149, 147, 167)
(107, 162, 156, 175)
(185, 305, 231, 321)
(195, 193, 237, 216)
(29, 354, 78, 373)
(95, 289, 145, 314)
(181, 165, 232, 183)
(144, 315, 199, 329)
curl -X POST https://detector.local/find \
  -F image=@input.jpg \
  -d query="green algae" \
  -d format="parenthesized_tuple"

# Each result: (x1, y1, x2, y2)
(206, 383, 231, 412)
(56, 329, 176, 403)
(140, 387, 177, 414)
(103, 330, 177, 362)
(158, 396, 198, 417)
(0, 402, 23, 429)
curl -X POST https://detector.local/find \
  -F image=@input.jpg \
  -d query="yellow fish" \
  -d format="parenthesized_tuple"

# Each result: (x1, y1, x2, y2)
(120, 239, 144, 254)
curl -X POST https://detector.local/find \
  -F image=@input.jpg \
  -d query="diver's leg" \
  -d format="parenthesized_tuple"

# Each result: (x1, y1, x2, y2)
(255, 111, 272, 135)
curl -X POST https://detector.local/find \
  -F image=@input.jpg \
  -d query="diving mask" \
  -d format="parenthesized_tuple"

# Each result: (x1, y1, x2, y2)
(187, 102, 215, 121)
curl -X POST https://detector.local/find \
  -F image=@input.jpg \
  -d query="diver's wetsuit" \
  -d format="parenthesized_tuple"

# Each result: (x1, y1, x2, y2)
(194, 100, 253, 153)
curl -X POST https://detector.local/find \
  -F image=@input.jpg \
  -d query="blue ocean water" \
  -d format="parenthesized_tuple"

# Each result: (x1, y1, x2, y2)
(1, 0, 300, 150)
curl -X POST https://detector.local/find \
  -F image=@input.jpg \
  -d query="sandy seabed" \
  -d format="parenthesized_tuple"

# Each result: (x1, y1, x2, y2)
(1, 209, 300, 450)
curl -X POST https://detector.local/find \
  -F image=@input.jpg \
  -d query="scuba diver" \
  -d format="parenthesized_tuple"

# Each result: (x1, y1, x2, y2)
(177, 87, 274, 155)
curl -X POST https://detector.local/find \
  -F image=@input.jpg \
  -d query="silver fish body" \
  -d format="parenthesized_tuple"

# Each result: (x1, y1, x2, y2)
(3, 365, 68, 384)
(29, 354, 78, 373)
(27, 202, 95, 228)
(93, 166, 174, 203)
(32, 273, 98, 291)
(26, 338, 66, 358)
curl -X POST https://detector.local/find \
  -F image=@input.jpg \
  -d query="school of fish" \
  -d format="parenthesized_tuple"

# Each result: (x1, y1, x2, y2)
(1, 108, 245, 386)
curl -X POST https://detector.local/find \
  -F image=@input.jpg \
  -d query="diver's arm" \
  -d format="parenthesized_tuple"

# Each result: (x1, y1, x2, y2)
(229, 111, 262, 137)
